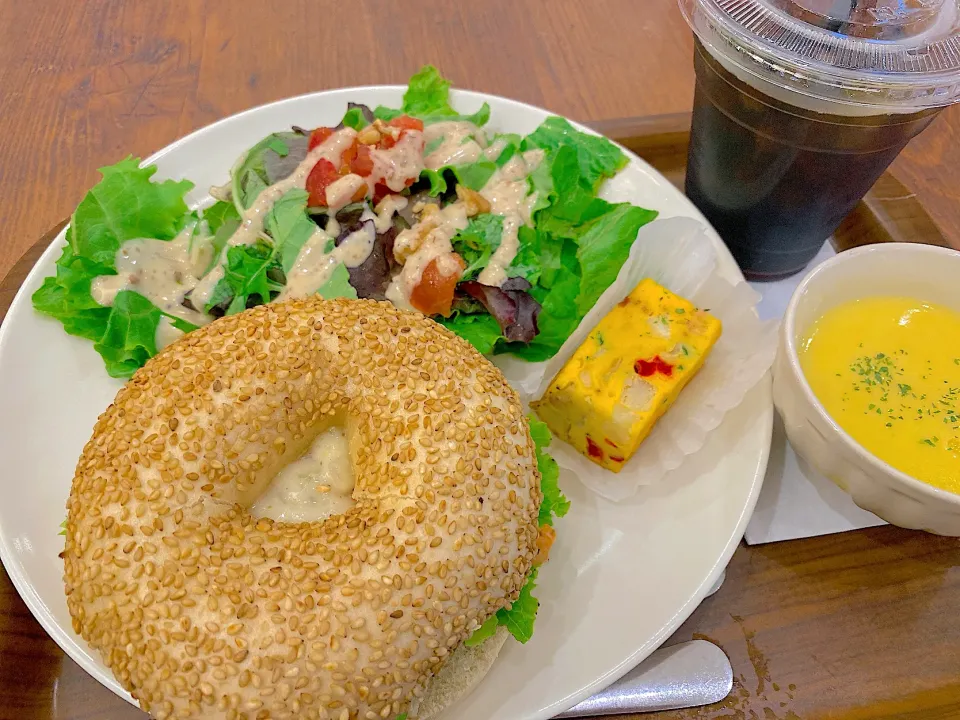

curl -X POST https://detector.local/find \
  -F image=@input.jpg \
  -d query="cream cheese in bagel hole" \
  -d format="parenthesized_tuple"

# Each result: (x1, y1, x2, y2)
(64, 297, 542, 720)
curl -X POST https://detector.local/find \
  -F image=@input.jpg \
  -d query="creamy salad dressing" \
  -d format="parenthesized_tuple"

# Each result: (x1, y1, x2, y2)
(371, 130, 426, 191)
(154, 316, 184, 351)
(373, 195, 408, 232)
(423, 122, 485, 169)
(325, 174, 367, 211)
(386, 203, 469, 310)
(476, 149, 544, 286)
(278, 223, 375, 301)
(190, 129, 359, 309)
(89, 118, 545, 324)
(250, 426, 355, 523)
(91, 225, 213, 326)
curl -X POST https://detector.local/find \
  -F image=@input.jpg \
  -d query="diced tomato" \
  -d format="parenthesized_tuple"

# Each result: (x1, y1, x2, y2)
(372, 183, 393, 206)
(388, 115, 424, 132)
(308, 127, 334, 151)
(305, 159, 339, 207)
(409, 254, 465, 318)
(379, 132, 398, 150)
(339, 140, 358, 175)
(350, 183, 369, 203)
(350, 144, 375, 177)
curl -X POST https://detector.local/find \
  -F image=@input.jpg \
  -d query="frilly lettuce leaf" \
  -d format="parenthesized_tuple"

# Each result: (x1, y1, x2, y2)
(31, 157, 195, 377)
(374, 65, 491, 127)
(522, 116, 628, 193)
(528, 414, 570, 526)
(438, 313, 502, 355)
(68, 156, 193, 266)
(466, 414, 568, 646)
(499, 144, 657, 361)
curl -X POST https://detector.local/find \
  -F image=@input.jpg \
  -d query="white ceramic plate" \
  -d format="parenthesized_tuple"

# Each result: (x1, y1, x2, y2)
(0, 87, 772, 720)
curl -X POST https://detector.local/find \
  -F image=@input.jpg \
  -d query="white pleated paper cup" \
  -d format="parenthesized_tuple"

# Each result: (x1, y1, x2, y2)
(495, 216, 779, 501)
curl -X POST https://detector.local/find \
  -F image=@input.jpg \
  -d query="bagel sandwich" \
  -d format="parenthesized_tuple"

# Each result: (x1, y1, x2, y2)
(62, 298, 568, 720)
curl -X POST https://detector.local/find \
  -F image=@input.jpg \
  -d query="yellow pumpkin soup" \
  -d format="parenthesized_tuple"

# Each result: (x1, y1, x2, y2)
(799, 296, 960, 493)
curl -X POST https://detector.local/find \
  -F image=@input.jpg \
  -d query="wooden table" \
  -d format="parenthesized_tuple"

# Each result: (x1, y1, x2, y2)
(2, 2, 959, 719)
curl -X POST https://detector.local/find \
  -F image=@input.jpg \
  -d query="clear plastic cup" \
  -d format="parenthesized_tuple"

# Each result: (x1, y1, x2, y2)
(678, 0, 960, 280)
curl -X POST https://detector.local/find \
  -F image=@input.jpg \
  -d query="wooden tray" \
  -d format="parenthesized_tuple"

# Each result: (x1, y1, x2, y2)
(0, 112, 958, 720)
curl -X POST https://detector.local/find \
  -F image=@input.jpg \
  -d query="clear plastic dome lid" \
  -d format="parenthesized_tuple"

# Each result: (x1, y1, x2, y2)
(679, 0, 960, 111)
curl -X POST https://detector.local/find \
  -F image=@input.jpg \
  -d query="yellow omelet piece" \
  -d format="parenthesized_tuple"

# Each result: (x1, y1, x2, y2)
(531, 278, 721, 472)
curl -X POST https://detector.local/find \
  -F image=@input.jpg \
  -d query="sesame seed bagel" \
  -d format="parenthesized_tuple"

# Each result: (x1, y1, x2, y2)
(64, 297, 541, 720)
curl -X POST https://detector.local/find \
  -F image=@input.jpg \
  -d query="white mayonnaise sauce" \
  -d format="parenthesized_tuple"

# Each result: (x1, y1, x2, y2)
(250, 426, 355, 523)
(482, 136, 509, 162)
(325, 215, 341, 237)
(91, 225, 213, 326)
(370, 130, 426, 191)
(423, 122, 485, 169)
(386, 203, 468, 310)
(278, 222, 375, 301)
(325, 174, 367, 211)
(476, 149, 544, 287)
(154, 316, 184, 351)
(373, 194, 408, 232)
(190, 128, 358, 309)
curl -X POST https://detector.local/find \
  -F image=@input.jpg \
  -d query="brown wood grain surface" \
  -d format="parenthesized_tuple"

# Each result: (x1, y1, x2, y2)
(2, 2, 960, 720)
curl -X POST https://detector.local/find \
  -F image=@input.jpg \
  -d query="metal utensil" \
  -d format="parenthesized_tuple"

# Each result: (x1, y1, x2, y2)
(555, 640, 733, 717)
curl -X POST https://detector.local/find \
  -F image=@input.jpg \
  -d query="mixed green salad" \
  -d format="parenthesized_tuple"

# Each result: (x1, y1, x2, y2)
(33, 65, 657, 378)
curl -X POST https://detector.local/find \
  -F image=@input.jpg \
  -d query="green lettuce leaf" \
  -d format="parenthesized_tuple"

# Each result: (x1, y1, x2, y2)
(372, 105, 403, 122)
(466, 415, 567, 646)
(464, 615, 500, 648)
(32, 240, 113, 343)
(528, 414, 570, 526)
(497, 568, 540, 644)
(203, 200, 239, 235)
(419, 161, 497, 196)
(374, 65, 491, 127)
(452, 214, 502, 281)
(93, 290, 163, 378)
(489, 133, 522, 167)
(202, 201, 241, 273)
(317, 263, 358, 300)
(68, 157, 193, 266)
(31, 157, 195, 376)
(264, 189, 316, 273)
(403, 65, 454, 117)
(439, 313, 502, 355)
(508, 225, 562, 288)
(340, 106, 369, 130)
(496, 141, 657, 361)
(522, 116, 628, 193)
(575, 204, 657, 315)
(209, 241, 283, 315)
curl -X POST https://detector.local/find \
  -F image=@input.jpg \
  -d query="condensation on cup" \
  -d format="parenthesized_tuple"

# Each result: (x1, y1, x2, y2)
(678, 0, 960, 280)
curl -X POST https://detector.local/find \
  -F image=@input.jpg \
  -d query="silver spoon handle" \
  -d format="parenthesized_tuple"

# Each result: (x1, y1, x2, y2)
(555, 640, 733, 717)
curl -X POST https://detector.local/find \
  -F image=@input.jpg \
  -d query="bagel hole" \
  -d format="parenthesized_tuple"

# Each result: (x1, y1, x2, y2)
(250, 424, 356, 522)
